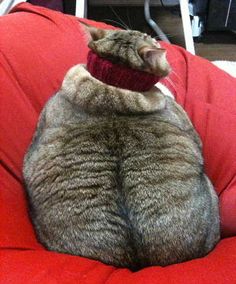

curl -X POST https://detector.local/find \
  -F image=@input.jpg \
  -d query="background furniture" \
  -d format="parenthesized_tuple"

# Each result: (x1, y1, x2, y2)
(207, 0, 236, 31)
(75, 0, 196, 54)
(0, 0, 25, 14)
(189, 0, 236, 38)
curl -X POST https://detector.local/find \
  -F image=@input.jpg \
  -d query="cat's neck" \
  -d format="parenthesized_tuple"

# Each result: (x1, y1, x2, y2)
(86, 50, 161, 92)
(61, 64, 166, 115)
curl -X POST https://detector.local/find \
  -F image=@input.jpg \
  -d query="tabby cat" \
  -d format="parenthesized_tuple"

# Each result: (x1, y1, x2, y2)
(23, 26, 220, 271)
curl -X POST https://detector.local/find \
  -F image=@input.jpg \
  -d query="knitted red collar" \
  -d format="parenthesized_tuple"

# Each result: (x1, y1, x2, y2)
(87, 50, 161, 92)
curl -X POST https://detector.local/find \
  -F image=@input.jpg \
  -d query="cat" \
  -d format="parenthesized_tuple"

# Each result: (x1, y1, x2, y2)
(23, 26, 220, 271)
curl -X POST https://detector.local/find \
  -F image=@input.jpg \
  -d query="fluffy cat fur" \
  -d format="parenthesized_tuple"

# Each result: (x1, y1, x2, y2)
(23, 27, 220, 271)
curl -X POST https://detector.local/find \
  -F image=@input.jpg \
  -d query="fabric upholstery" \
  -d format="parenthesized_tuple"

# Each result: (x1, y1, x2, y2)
(1, 3, 236, 283)
(87, 50, 162, 91)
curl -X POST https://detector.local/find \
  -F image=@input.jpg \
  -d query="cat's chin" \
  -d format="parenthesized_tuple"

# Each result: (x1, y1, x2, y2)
(144, 63, 171, 77)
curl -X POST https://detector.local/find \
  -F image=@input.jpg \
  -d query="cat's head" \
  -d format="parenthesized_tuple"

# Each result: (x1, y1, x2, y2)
(85, 27, 171, 77)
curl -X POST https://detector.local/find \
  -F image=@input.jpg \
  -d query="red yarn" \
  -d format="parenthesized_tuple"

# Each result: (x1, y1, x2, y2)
(87, 50, 161, 92)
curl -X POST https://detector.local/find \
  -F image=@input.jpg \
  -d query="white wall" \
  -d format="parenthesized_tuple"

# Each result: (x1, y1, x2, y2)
(0, 0, 26, 16)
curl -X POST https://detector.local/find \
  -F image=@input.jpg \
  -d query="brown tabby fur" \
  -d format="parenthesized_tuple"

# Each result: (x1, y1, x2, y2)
(23, 28, 220, 271)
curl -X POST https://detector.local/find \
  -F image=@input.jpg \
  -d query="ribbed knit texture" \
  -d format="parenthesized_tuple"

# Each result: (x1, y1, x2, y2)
(87, 50, 161, 92)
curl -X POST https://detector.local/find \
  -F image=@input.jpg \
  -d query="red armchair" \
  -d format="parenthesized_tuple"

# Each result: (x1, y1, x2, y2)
(1, 3, 236, 283)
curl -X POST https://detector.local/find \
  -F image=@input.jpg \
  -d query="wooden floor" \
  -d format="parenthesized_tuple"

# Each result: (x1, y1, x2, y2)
(88, 5, 236, 62)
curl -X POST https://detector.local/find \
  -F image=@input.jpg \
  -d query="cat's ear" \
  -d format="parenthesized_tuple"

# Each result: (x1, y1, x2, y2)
(139, 47, 170, 76)
(87, 26, 107, 41)
(87, 27, 107, 50)
(79, 20, 106, 41)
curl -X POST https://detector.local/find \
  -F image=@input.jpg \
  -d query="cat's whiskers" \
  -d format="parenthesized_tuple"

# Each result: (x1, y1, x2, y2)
(170, 69, 183, 82)
(109, 6, 130, 30)
(103, 19, 129, 30)
(153, 33, 183, 41)
(126, 8, 133, 30)
(165, 76, 177, 90)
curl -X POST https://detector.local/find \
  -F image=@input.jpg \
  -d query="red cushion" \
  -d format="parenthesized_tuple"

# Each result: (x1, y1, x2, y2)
(1, 3, 236, 283)
(160, 42, 236, 238)
(1, 237, 236, 284)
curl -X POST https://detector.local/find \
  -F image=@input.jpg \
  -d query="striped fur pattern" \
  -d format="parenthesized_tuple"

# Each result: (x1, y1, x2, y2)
(23, 29, 220, 270)
(87, 28, 171, 76)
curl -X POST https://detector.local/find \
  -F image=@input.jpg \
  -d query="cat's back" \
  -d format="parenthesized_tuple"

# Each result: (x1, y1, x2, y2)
(103, 114, 218, 268)
(24, 96, 216, 270)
